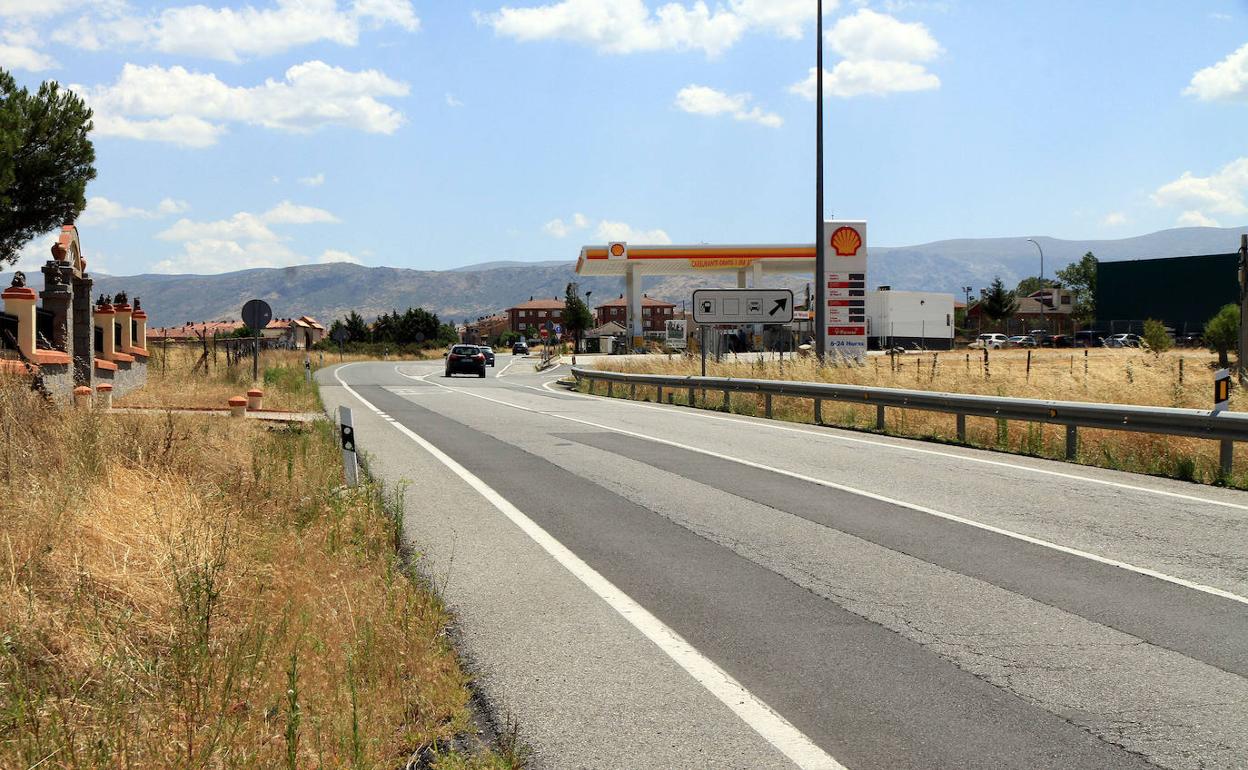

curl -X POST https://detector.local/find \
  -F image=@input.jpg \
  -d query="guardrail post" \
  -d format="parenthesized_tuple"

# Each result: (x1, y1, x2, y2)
(1066, 425, 1078, 460)
(607, 381, 613, 398)
(723, 389, 731, 412)
(657, 385, 663, 402)
(814, 397, 823, 425)
(956, 414, 966, 442)
(688, 386, 695, 406)
(1220, 440, 1234, 478)
(630, 383, 636, 400)
(765, 393, 773, 418)
(876, 404, 886, 431)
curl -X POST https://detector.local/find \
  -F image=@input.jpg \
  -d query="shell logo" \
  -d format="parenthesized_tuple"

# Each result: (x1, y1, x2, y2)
(830, 226, 862, 257)
(609, 242, 627, 257)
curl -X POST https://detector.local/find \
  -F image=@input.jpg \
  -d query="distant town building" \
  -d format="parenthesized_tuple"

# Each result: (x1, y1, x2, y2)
(264, 316, 326, 349)
(966, 287, 1075, 333)
(148, 320, 245, 341)
(507, 298, 565, 334)
(594, 294, 676, 333)
(464, 312, 510, 343)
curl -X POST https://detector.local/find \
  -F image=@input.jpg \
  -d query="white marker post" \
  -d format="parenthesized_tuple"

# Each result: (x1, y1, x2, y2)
(339, 405, 359, 487)
(1215, 369, 1233, 478)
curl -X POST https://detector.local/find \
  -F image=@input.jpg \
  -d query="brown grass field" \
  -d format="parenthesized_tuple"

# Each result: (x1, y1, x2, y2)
(586, 347, 1248, 487)
(0, 353, 523, 768)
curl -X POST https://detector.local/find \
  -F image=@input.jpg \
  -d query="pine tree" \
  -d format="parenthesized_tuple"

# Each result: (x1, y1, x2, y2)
(981, 277, 1018, 327)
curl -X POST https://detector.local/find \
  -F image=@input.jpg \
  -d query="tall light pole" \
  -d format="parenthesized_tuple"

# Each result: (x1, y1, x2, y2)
(814, 0, 827, 361)
(1027, 238, 1045, 330)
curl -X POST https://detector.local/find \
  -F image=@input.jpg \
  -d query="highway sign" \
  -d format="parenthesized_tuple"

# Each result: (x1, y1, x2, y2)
(241, 299, 272, 333)
(692, 289, 794, 325)
(665, 319, 688, 349)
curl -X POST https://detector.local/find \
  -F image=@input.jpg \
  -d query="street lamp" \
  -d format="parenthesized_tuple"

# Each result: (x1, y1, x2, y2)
(961, 285, 973, 330)
(1027, 238, 1045, 331)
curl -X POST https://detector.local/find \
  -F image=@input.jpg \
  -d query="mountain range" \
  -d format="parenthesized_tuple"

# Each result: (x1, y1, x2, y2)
(6, 225, 1246, 328)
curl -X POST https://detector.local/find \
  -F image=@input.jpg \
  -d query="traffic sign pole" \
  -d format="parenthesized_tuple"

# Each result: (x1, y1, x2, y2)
(815, 0, 827, 362)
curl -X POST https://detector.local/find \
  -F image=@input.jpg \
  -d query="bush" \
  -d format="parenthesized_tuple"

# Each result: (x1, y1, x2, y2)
(1142, 318, 1172, 354)
(1205, 304, 1239, 368)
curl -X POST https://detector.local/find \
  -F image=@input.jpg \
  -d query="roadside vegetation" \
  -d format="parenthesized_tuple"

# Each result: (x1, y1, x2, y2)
(0, 353, 524, 767)
(585, 347, 1247, 487)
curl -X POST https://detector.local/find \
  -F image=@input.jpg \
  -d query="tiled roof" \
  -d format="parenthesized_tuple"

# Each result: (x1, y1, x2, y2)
(509, 299, 566, 310)
(596, 295, 675, 308)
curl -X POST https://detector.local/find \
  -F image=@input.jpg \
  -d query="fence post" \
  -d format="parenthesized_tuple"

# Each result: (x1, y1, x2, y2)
(656, 385, 663, 402)
(1220, 440, 1234, 478)
(339, 406, 359, 487)
(688, 386, 696, 406)
(876, 404, 886, 431)
(956, 414, 966, 443)
(1066, 425, 1078, 460)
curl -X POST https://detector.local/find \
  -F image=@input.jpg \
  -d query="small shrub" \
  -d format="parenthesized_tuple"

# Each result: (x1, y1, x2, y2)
(1142, 319, 1172, 354)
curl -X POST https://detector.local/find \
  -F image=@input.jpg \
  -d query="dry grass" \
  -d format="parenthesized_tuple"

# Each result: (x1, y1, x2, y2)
(0, 361, 523, 767)
(587, 348, 1248, 487)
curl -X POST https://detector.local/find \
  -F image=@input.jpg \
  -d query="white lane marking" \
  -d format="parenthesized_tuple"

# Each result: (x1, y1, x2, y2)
(421, 371, 1248, 608)
(333, 364, 844, 770)
(539, 378, 1248, 515)
(495, 358, 520, 378)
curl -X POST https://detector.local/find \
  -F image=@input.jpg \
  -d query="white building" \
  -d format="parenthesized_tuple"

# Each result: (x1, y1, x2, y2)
(866, 288, 955, 350)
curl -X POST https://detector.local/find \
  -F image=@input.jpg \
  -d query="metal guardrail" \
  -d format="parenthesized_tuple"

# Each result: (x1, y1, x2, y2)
(570, 367, 1248, 474)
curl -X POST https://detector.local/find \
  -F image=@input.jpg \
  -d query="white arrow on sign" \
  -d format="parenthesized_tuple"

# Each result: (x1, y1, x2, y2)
(692, 289, 795, 325)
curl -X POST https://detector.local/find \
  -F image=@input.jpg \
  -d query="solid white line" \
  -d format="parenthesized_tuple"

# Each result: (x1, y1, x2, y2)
(539, 377, 1248, 515)
(420, 370, 1248, 608)
(495, 358, 520, 378)
(333, 364, 844, 770)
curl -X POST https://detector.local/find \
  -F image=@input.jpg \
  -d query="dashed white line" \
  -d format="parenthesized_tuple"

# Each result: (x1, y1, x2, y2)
(332, 363, 846, 770)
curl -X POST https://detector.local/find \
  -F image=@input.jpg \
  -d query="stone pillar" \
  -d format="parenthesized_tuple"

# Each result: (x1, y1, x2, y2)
(95, 299, 116, 360)
(626, 265, 643, 349)
(40, 262, 74, 351)
(247, 388, 264, 411)
(228, 396, 247, 418)
(73, 385, 92, 409)
(72, 275, 94, 385)
(2, 277, 37, 359)
(132, 298, 148, 351)
(96, 382, 113, 409)
(113, 296, 133, 352)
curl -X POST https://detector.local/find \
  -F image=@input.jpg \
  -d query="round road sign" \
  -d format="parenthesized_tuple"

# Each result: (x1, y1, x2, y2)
(241, 299, 273, 333)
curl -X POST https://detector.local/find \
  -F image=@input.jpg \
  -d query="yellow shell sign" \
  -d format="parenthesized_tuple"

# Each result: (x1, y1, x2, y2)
(609, 243, 627, 257)
(831, 226, 863, 257)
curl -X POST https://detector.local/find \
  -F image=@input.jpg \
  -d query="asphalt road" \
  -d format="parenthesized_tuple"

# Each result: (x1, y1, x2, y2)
(319, 355, 1248, 770)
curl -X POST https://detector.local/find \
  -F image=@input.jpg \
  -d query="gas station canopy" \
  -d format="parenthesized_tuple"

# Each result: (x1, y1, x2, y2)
(576, 244, 816, 276)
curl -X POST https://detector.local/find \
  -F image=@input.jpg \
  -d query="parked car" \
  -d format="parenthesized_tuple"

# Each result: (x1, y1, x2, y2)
(445, 345, 487, 377)
(1073, 330, 1108, 347)
(970, 333, 1009, 350)
(512, 341, 529, 355)
(478, 345, 495, 366)
(1040, 334, 1072, 348)
(1177, 333, 1204, 348)
(1105, 333, 1143, 348)
(1007, 335, 1037, 348)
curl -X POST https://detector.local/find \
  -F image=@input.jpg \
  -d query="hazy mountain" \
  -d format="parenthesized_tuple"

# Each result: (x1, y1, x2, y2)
(5, 225, 1244, 327)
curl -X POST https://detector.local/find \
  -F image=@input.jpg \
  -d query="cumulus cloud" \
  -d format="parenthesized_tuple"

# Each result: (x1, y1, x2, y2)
(790, 9, 941, 99)
(596, 219, 672, 244)
(74, 61, 409, 147)
(0, 0, 77, 20)
(477, 0, 834, 57)
(0, 27, 57, 71)
(1177, 210, 1220, 228)
(78, 196, 190, 226)
(1101, 212, 1127, 227)
(157, 201, 338, 243)
(318, 248, 362, 265)
(298, 172, 326, 187)
(1185, 42, 1248, 102)
(675, 85, 782, 127)
(445, 93, 465, 107)
(1152, 158, 1248, 221)
(544, 212, 590, 238)
(49, 0, 419, 62)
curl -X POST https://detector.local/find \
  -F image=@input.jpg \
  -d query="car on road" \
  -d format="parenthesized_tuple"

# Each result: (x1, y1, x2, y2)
(512, 341, 529, 355)
(478, 345, 495, 366)
(1039, 334, 1072, 348)
(970, 333, 1008, 350)
(1105, 333, 1143, 348)
(1007, 335, 1037, 348)
(445, 345, 487, 377)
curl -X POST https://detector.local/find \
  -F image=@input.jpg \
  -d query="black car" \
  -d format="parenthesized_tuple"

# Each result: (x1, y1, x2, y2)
(445, 345, 487, 377)
(1073, 330, 1107, 347)
(478, 346, 496, 366)
(512, 341, 529, 355)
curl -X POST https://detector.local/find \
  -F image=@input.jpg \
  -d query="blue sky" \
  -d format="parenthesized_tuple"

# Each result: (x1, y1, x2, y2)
(3, 0, 1247, 276)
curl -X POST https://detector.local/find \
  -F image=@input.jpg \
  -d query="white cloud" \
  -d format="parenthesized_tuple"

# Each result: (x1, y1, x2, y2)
(1152, 158, 1248, 219)
(263, 201, 339, 224)
(596, 219, 672, 244)
(675, 84, 783, 127)
(1185, 42, 1248, 102)
(298, 172, 326, 187)
(157, 201, 338, 242)
(1177, 210, 1220, 228)
(827, 8, 940, 61)
(1101, 212, 1127, 227)
(478, 0, 834, 57)
(0, 27, 57, 71)
(48, 0, 419, 62)
(445, 93, 464, 107)
(152, 202, 348, 274)
(789, 9, 941, 99)
(75, 61, 409, 147)
(0, 0, 77, 20)
(78, 196, 190, 226)
(318, 248, 362, 264)
(543, 212, 589, 238)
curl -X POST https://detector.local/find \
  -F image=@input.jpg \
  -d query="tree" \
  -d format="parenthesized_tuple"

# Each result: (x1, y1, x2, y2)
(563, 282, 594, 352)
(1056, 251, 1098, 323)
(0, 69, 96, 265)
(1141, 318, 1172, 354)
(1014, 276, 1057, 297)
(343, 311, 370, 343)
(524, 325, 539, 341)
(1205, 304, 1239, 368)
(980, 277, 1018, 327)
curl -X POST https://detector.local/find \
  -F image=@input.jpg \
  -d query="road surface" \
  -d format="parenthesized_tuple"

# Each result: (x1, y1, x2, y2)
(320, 355, 1248, 770)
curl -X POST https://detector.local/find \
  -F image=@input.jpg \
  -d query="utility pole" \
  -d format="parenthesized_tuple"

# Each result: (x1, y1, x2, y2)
(1239, 233, 1248, 384)
(814, 0, 827, 361)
